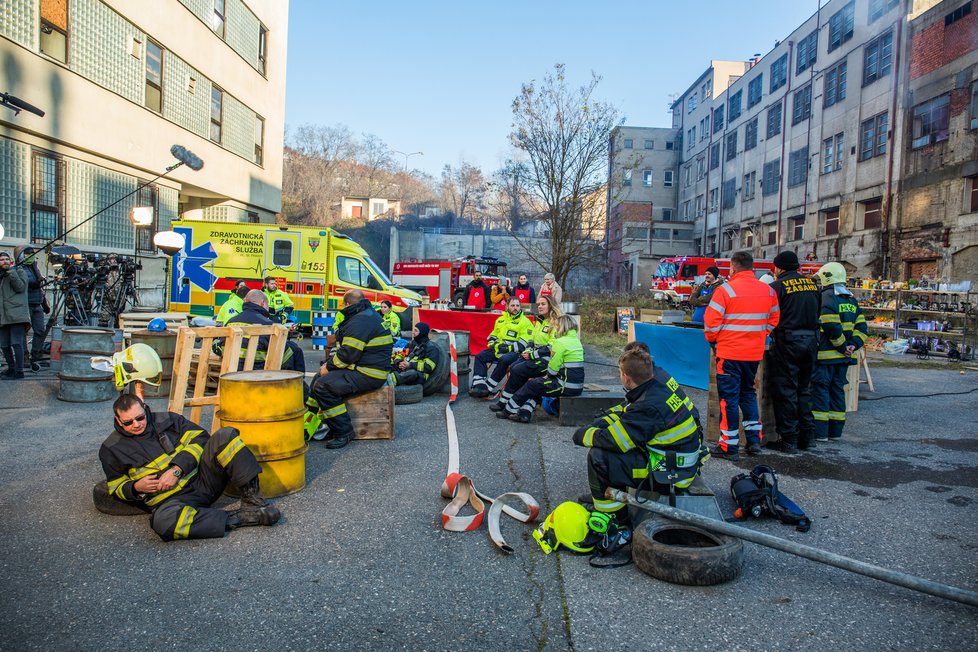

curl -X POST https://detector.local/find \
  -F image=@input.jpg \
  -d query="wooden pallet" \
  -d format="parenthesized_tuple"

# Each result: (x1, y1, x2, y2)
(168, 324, 288, 428)
(119, 312, 189, 345)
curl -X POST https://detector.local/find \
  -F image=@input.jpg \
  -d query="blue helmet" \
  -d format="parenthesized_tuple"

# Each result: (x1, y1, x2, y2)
(147, 318, 167, 333)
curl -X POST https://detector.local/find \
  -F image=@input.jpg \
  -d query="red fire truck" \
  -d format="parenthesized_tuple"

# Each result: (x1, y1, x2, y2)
(651, 256, 822, 299)
(392, 256, 509, 306)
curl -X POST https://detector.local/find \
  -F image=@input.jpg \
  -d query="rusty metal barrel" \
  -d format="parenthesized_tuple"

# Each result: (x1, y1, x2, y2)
(58, 327, 116, 402)
(217, 370, 307, 497)
(130, 329, 177, 398)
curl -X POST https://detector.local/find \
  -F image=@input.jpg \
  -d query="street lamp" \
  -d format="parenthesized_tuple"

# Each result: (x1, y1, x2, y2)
(392, 150, 423, 172)
(154, 230, 185, 309)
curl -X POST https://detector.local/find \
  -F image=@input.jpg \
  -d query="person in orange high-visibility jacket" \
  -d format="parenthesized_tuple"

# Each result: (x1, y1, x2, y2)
(703, 251, 780, 460)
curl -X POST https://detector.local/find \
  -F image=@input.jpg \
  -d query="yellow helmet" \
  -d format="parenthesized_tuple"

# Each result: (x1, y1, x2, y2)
(815, 262, 847, 286)
(532, 501, 595, 554)
(111, 343, 163, 390)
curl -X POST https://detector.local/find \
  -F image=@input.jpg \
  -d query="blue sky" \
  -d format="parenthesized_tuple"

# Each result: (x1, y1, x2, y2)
(285, 1, 820, 178)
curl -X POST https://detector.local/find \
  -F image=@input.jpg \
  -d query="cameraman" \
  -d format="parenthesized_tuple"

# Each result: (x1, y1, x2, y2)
(98, 254, 120, 328)
(15, 246, 50, 368)
(0, 251, 30, 380)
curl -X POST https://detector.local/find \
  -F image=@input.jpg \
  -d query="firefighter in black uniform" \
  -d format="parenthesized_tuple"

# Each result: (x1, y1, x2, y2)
(572, 346, 706, 533)
(393, 322, 440, 386)
(216, 290, 305, 373)
(99, 395, 281, 541)
(765, 251, 821, 453)
(307, 289, 393, 449)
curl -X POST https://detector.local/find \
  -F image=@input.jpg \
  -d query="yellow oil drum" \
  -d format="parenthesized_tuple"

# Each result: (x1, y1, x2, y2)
(218, 370, 307, 497)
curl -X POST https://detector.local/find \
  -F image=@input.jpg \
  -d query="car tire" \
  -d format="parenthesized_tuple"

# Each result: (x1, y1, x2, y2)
(93, 480, 151, 516)
(422, 339, 451, 396)
(394, 383, 424, 405)
(632, 517, 743, 586)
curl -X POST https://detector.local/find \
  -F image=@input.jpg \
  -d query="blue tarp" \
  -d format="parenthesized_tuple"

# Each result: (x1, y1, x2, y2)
(632, 322, 710, 390)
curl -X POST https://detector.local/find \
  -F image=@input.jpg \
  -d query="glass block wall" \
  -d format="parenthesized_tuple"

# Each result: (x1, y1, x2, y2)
(201, 205, 251, 222)
(223, 94, 256, 161)
(65, 160, 137, 249)
(0, 0, 36, 49)
(227, 0, 261, 71)
(70, 0, 144, 105)
(159, 186, 178, 232)
(0, 137, 31, 240)
(163, 54, 212, 140)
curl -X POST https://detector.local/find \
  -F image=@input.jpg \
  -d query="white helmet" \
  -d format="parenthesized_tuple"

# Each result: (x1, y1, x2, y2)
(815, 262, 847, 286)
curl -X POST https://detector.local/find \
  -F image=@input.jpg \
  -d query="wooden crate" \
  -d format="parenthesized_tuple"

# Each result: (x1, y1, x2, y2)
(348, 384, 395, 440)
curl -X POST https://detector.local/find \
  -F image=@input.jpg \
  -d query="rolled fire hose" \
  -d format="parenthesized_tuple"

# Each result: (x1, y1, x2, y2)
(438, 331, 540, 552)
(612, 489, 978, 609)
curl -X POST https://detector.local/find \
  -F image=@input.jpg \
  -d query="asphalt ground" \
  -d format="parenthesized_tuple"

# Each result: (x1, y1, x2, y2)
(0, 344, 976, 651)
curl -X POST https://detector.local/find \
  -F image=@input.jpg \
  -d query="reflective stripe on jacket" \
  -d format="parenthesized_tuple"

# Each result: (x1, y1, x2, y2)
(381, 311, 401, 339)
(547, 329, 585, 389)
(487, 311, 534, 356)
(817, 285, 868, 364)
(703, 270, 780, 361)
(527, 317, 556, 359)
(329, 299, 394, 380)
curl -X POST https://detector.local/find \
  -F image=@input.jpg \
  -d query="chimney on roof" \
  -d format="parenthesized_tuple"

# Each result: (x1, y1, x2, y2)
(748, 53, 762, 68)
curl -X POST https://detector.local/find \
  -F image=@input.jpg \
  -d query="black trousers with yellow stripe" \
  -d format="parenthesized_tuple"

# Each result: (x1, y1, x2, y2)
(150, 427, 261, 541)
(586, 447, 650, 520)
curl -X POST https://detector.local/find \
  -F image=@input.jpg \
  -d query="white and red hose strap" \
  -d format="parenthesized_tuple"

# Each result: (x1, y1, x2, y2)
(436, 330, 540, 552)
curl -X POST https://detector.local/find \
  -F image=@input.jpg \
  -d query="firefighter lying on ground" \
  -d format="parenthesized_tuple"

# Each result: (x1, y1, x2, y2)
(498, 314, 584, 423)
(571, 343, 706, 539)
(215, 290, 305, 373)
(490, 295, 562, 413)
(99, 395, 281, 541)
(392, 322, 440, 386)
(469, 296, 534, 398)
(306, 289, 393, 449)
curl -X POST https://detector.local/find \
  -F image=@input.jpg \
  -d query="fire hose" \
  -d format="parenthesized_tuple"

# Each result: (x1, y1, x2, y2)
(437, 331, 540, 552)
(612, 489, 978, 608)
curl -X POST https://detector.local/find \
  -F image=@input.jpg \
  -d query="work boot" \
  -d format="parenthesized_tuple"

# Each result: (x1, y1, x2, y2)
(228, 504, 281, 529)
(238, 477, 270, 508)
(489, 401, 505, 412)
(495, 409, 512, 419)
(766, 440, 799, 455)
(798, 438, 817, 451)
(509, 411, 532, 424)
(710, 445, 740, 461)
(746, 442, 762, 455)
(469, 386, 490, 398)
(324, 433, 353, 449)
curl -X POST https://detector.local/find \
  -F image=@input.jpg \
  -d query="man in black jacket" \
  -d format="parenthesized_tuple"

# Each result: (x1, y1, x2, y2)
(462, 271, 492, 310)
(15, 246, 49, 368)
(766, 251, 821, 453)
(307, 289, 393, 449)
(224, 290, 305, 372)
(99, 395, 280, 541)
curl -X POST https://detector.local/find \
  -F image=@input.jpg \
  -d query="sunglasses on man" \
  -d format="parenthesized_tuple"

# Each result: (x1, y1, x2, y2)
(118, 413, 147, 427)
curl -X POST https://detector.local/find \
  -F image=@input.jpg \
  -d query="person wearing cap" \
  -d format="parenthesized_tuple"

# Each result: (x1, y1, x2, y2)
(689, 266, 724, 325)
(392, 322, 440, 386)
(765, 251, 821, 454)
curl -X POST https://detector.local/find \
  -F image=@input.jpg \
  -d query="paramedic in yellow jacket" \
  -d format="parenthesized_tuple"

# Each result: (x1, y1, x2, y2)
(263, 276, 294, 322)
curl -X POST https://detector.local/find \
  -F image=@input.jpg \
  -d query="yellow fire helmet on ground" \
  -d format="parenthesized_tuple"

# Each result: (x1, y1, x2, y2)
(532, 501, 595, 554)
(105, 343, 163, 389)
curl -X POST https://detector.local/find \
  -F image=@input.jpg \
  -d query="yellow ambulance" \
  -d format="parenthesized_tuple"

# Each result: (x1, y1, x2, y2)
(166, 220, 422, 326)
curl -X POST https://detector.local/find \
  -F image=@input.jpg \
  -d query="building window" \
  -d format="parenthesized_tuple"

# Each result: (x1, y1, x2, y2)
(770, 54, 788, 92)
(788, 147, 809, 187)
(662, 208, 674, 221)
(254, 116, 265, 165)
(699, 117, 709, 141)
(31, 151, 65, 243)
(796, 30, 818, 75)
(869, 0, 899, 23)
(683, 165, 691, 187)
(859, 112, 888, 160)
(911, 94, 950, 149)
(145, 39, 164, 113)
(39, 0, 69, 63)
(743, 171, 756, 201)
(792, 84, 812, 125)
(767, 102, 783, 139)
(748, 75, 763, 108)
(687, 127, 696, 151)
(697, 156, 707, 179)
(247, 211, 260, 224)
(663, 170, 674, 187)
(762, 159, 780, 196)
(969, 176, 978, 213)
(666, 141, 674, 150)
(971, 82, 978, 129)
(745, 118, 758, 151)
(623, 138, 633, 149)
(682, 201, 691, 220)
(135, 185, 158, 253)
(687, 93, 698, 113)
(726, 131, 738, 161)
(822, 207, 840, 235)
(212, 0, 226, 37)
(744, 230, 754, 248)
(642, 169, 653, 187)
(791, 217, 805, 241)
(626, 226, 650, 240)
(709, 144, 719, 171)
(702, 79, 712, 99)
(728, 90, 743, 123)
(822, 133, 844, 174)
(829, 1, 855, 53)
(863, 30, 893, 86)
(713, 105, 725, 134)
(767, 226, 777, 245)
(644, 139, 653, 150)
(862, 199, 882, 229)
(695, 194, 704, 217)
(709, 188, 719, 213)
(622, 169, 632, 187)
(945, 2, 972, 26)
(210, 86, 224, 143)
(824, 60, 847, 108)
(722, 179, 736, 209)
(258, 25, 268, 74)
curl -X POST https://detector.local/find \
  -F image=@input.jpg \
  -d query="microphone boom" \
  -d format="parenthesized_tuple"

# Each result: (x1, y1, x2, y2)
(170, 145, 204, 171)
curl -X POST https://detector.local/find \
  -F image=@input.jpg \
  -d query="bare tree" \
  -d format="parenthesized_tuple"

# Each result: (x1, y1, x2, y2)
(508, 64, 623, 286)
(440, 162, 486, 227)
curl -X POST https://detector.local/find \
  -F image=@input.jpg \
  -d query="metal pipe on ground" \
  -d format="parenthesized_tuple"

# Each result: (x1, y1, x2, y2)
(612, 490, 978, 609)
